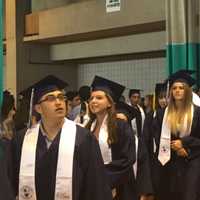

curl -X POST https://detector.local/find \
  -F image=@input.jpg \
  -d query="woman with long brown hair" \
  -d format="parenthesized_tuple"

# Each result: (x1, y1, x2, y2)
(0, 90, 15, 199)
(152, 70, 200, 200)
(86, 76, 136, 200)
(1, 90, 16, 140)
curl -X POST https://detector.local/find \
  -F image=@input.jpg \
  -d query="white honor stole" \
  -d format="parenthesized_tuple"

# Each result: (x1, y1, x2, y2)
(90, 114, 112, 164)
(19, 118, 76, 200)
(158, 105, 193, 165)
(158, 107, 171, 166)
(138, 105, 145, 132)
(131, 105, 145, 136)
(133, 134, 139, 177)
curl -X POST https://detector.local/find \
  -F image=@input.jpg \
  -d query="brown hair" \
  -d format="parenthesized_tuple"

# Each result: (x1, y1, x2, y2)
(86, 93, 117, 146)
(167, 82, 192, 134)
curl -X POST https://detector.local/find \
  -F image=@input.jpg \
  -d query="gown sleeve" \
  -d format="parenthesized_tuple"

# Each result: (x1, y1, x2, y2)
(0, 138, 15, 200)
(78, 131, 112, 200)
(105, 120, 136, 188)
(136, 135, 154, 196)
(180, 106, 200, 160)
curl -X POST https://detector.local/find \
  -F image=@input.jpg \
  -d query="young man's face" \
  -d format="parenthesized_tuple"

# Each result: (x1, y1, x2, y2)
(35, 90, 67, 121)
(130, 93, 140, 106)
(71, 96, 81, 108)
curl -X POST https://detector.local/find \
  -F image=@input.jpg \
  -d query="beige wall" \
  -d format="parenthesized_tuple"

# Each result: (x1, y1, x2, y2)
(51, 31, 165, 60)
(16, 44, 78, 92)
(17, 62, 78, 93)
(26, 0, 165, 41)
(32, 0, 71, 11)
(5, 0, 166, 97)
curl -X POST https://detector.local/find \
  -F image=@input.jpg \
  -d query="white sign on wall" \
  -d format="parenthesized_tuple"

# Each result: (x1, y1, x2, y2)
(106, 0, 120, 13)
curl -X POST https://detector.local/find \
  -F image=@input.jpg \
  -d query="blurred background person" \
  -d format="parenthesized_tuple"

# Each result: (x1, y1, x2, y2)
(74, 85, 91, 127)
(144, 94, 154, 115)
(66, 91, 81, 120)
(128, 89, 145, 138)
(1, 90, 16, 140)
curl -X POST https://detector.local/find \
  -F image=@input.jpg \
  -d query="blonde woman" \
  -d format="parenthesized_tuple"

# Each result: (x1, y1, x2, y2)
(153, 70, 200, 200)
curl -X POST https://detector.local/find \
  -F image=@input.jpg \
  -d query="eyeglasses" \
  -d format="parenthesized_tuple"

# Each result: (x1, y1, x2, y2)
(38, 94, 67, 104)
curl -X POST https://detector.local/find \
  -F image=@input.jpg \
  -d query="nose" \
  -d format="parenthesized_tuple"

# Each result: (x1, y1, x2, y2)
(55, 97, 62, 104)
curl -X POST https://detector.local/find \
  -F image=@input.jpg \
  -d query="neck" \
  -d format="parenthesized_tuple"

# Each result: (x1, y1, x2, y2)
(41, 117, 64, 140)
(93, 112, 107, 139)
(175, 100, 184, 109)
(96, 111, 107, 126)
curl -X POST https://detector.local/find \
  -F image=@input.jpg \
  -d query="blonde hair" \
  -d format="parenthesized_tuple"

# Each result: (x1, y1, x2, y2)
(167, 82, 192, 135)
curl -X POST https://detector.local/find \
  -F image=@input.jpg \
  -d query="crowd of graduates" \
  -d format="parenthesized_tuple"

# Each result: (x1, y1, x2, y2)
(1, 69, 200, 200)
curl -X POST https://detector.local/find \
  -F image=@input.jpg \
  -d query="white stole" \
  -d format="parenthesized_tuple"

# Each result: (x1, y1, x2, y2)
(19, 118, 76, 200)
(158, 105, 193, 165)
(133, 135, 139, 177)
(131, 105, 145, 136)
(74, 114, 90, 127)
(90, 115, 112, 164)
(138, 105, 145, 132)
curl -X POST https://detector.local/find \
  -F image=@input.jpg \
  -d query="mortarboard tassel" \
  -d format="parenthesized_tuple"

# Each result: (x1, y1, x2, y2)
(27, 88, 34, 129)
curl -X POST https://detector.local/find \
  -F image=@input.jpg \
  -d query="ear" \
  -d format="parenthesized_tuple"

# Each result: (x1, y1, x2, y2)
(34, 104, 42, 115)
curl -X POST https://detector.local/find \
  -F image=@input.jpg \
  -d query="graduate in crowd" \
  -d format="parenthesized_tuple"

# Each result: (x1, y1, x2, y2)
(116, 101, 153, 200)
(85, 76, 135, 200)
(154, 83, 168, 110)
(144, 94, 154, 115)
(142, 83, 168, 200)
(1, 90, 16, 140)
(151, 70, 200, 200)
(12, 75, 112, 200)
(67, 91, 81, 120)
(0, 91, 15, 200)
(74, 85, 91, 127)
(128, 89, 145, 137)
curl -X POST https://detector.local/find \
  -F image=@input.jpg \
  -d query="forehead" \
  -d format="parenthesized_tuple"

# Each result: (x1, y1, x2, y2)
(131, 93, 140, 97)
(41, 90, 63, 98)
(91, 90, 107, 96)
(172, 81, 185, 87)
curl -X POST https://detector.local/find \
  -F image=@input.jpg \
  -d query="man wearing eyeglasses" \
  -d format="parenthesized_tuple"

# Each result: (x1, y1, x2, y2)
(12, 75, 112, 200)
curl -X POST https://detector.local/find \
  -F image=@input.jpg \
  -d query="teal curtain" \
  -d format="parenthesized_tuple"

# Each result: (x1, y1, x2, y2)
(166, 0, 200, 85)
(0, 0, 3, 106)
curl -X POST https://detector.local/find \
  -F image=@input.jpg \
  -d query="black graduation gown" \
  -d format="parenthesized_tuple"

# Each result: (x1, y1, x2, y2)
(134, 105, 143, 137)
(142, 111, 158, 195)
(98, 119, 135, 200)
(118, 115, 154, 200)
(0, 138, 15, 200)
(135, 136, 154, 198)
(12, 125, 112, 200)
(152, 106, 200, 200)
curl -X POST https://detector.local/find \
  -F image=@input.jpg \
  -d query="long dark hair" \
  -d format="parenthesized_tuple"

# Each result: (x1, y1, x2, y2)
(86, 93, 118, 146)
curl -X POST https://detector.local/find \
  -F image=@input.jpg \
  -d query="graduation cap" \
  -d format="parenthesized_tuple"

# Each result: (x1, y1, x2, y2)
(154, 83, 167, 110)
(19, 75, 68, 105)
(128, 89, 142, 98)
(174, 69, 195, 75)
(155, 83, 166, 97)
(91, 76, 125, 102)
(116, 101, 138, 122)
(167, 69, 196, 88)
